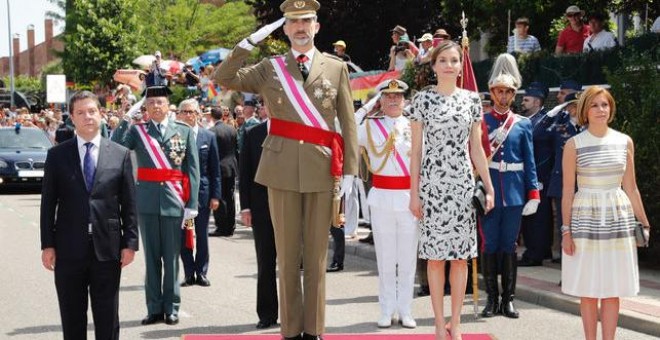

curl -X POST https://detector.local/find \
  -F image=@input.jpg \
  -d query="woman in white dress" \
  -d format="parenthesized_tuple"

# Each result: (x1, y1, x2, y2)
(561, 86, 651, 340)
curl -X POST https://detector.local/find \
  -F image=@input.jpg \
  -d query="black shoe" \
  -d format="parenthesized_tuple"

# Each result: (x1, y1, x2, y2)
(358, 232, 374, 244)
(210, 231, 234, 237)
(326, 262, 344, 272)
(282, 335, 302, 340)
(517, 258, 543, 267)
(302, 334, 323, 340)
(256, 318, 277, 329)
(196, 274, 211, 287)
(181, 276, 195, 287)
(551, 258, 561, 264)
(417, 284, 430, 297)
(141, 314, 164, 325)
(165, 314, 179, 325)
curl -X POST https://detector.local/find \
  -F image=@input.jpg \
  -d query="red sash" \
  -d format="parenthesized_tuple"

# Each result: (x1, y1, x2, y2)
(137, 168, 190, 204)
(269, 117, 344, 177)
(372, 174, 411, 190)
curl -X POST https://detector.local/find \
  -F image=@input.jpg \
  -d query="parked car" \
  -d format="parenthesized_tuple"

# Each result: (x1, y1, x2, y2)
(0, 126, 53, 189)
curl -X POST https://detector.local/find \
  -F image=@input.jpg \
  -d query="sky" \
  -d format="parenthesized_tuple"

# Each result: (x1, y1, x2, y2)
(0, 0, 64, 58)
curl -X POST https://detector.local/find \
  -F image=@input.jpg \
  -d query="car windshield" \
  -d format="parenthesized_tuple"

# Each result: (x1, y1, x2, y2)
(0, 129, 52, 149)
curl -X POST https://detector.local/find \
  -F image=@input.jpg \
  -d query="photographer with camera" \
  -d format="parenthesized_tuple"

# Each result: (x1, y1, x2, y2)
(388, 25, 416, 72)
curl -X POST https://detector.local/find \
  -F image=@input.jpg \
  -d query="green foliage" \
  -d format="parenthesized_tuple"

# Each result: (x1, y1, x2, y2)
(2, 75, 43, 93)
(605, 47, 660, 266)
(61, 0, 142, 86)
(135, 0, 256, 60)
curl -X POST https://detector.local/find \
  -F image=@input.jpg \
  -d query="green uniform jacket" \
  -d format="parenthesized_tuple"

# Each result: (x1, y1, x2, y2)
(214, 46, 358, 193)
(112, 119, 200, 216)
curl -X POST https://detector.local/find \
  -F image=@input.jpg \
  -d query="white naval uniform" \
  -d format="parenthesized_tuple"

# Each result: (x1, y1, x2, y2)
(357, 114, 418, 319)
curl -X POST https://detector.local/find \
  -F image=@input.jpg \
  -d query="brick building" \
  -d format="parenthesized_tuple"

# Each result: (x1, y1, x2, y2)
(0, 19, 63, 78)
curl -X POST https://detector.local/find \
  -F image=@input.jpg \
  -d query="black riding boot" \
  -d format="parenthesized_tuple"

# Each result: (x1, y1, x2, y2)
(501, 252, 520, 318)
(480, 253, 500, 317)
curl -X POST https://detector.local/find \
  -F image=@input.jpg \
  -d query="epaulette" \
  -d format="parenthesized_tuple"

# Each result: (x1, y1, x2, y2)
(322, 52, 343, 62)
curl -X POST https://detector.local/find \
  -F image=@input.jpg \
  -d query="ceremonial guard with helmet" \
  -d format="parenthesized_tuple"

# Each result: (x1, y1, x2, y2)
(112, 86, 200, 326)
(480, 54, 540, 319)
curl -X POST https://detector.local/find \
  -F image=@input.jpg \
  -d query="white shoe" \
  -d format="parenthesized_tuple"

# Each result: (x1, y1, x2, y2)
(399, 315, 417, 328)
(377, 315, 392, 328)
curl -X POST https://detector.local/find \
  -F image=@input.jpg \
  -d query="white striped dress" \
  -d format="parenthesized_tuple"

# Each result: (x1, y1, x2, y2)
(561, 128, 639, 298)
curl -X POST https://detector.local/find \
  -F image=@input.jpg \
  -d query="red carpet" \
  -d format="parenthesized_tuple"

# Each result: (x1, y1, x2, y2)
(183, 334, 494, 340)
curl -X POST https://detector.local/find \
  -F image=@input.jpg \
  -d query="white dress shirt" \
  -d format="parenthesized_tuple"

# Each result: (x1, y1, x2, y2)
(77, 134, 101, 173)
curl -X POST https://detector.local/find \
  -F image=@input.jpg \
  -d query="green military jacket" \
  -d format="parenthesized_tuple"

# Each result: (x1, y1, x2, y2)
(112, 118, 200, 216)
(214, 46, 358, 193)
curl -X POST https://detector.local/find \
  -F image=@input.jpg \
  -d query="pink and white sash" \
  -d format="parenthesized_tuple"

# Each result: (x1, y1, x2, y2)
(270, 56, 330, 131)
(136, 124, 185, 208)
(372, 118, 410, 176)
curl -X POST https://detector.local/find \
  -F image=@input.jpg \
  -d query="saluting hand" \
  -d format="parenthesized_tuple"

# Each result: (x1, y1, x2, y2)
(249, 17, 286, 45)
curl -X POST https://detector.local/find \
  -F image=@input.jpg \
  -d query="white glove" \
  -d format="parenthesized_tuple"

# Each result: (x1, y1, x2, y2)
(123, 97, 145, 122)
(250, 17, 286, 44)
(354, 92, 381, 123)
(338, 175, 355, 198)
(184, 208, 198, 220)
(522, 199, 540, 216)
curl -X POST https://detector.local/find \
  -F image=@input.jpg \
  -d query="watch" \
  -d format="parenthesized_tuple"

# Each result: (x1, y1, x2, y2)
(560, 225, 571, 234)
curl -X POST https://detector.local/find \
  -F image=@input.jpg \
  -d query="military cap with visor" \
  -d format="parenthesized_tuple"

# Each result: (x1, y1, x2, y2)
(376, 79, 408, 94)
(280, 0, 320, 19)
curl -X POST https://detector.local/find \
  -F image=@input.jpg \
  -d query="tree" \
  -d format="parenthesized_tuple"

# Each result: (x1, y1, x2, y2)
(247, 0, 444, 70)
(134, 0, 256, 61)
(60, 0, 142, 87)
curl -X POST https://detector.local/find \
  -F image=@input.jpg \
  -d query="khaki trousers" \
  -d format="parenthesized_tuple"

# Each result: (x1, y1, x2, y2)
(268, 188, 332, 337)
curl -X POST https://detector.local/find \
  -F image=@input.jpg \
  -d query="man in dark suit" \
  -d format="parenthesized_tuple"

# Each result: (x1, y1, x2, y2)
(177, 99, 221, 287)
(208, 107, 238, 237)
(41, 91, 139, 340)
(239, 117, 279, 330)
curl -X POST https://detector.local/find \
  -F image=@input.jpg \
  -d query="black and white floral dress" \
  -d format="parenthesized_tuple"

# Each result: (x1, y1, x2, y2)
(409, 88, 482, 260)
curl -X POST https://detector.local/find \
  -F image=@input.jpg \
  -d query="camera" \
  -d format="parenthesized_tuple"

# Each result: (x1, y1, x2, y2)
(394, 41, 409, 53)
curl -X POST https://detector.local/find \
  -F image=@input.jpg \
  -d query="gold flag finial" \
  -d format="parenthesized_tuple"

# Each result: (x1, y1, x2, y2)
(460, 11, 469, 48)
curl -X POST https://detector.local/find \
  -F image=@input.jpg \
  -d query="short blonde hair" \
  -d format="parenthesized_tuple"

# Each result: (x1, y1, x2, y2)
(576, 86, 616, 126)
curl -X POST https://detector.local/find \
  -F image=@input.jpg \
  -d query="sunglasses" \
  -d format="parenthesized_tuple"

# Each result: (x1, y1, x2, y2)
(566, 13, 581, 18)
(179, 110, 196, 115)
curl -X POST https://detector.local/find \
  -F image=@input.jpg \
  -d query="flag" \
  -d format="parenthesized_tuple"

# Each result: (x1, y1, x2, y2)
(350, 70, 400, 102)
(459, 45, 491, 158)
(207, 81, 218, 99)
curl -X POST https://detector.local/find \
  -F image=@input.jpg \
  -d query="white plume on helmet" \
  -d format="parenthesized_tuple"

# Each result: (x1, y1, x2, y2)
(488, 53, 522, 90)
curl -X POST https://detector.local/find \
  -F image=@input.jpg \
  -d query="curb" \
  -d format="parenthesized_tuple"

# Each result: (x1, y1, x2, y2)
(335, 237, 660, 338)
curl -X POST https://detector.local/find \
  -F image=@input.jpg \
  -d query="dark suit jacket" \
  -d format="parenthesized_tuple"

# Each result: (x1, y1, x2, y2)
(209, 121, 238, 179)
(239, 122, 270, 224)
(40, 137, 139, 262)
(196, 127, 222, 206)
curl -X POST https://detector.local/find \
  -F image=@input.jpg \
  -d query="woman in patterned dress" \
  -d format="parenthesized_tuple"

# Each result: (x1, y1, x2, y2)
(561, 86, 651, 340)
(409, 41, 494, 340)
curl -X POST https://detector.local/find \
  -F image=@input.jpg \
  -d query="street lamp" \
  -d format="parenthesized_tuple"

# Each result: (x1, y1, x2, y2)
(6, 0, 15, 108)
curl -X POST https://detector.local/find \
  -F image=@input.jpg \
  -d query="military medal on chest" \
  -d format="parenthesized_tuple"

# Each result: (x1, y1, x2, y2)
(168, 132, 186, 165)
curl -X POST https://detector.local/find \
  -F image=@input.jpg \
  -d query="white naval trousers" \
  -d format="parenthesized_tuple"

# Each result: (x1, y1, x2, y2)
(370, 205, 418, 317)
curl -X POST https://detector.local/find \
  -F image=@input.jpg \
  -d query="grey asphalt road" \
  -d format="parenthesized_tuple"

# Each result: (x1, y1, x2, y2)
(0, 192, 650, 340)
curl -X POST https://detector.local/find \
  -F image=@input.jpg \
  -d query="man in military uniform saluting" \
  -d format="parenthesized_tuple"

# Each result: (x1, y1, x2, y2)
(214, 1, 358, 339)
(112, 86, 200, 326)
